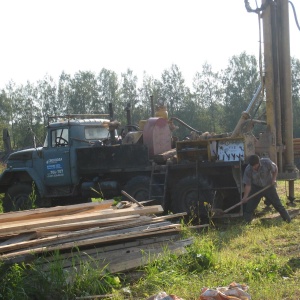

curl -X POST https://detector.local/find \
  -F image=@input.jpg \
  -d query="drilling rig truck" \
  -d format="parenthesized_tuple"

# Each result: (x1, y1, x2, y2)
(0, 0, 298, 223)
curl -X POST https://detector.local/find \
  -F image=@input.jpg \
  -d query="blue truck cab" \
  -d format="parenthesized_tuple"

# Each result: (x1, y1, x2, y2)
(0, 114, 125, 211)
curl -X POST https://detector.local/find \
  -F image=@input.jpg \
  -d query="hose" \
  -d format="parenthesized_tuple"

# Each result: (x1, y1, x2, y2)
(289, 1, 300, 31)
(244, 0, 272, 14)
(170, 117, 202, 134)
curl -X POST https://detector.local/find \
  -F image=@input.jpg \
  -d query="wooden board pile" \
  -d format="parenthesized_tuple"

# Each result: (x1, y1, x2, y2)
(0, 201, 192, 273)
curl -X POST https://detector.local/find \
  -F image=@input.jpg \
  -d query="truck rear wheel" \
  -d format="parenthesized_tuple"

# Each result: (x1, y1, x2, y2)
(3, 183, 41, 212)
(171, 176, 214, 224)
(123, 176, 162, 205)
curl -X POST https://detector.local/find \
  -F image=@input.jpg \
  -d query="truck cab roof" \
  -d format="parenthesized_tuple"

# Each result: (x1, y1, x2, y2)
(44, 115, 119, 148)
(47, 114, 111, 128)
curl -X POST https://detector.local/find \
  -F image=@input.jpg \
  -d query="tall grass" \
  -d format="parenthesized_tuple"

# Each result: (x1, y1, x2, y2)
(0, 251, 121, 300)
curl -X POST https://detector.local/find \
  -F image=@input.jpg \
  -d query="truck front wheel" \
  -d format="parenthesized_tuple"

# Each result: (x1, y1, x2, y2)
(171, 176, 214, 224)
(3, 183, 41, 212)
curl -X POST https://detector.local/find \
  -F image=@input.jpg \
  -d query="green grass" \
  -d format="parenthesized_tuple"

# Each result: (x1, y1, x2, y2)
(0, 181, 300, 299)
(130, 218, 300, 300)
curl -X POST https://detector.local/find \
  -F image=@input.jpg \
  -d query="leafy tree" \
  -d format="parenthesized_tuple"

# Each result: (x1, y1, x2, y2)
(139, 72, 163, 120)
(5, 81, 41, 148)
(0, 89, 11, 123)
(175, 95, 203, 138)
(0, 90, 11, 152)
(160, 64, 188, 117)
(291, 57, 300, 137)
(57, 71, 72, 114)
(160, 65, 200, 139)
(96, 68, 120, 117)
(4, 81, 17, 148)
(69, 71, 99, 114)
(221, 52, 260, 132)
(192, 62, 224, 133)
(119, 69, 138, 126)
(37, 75, 58, 140)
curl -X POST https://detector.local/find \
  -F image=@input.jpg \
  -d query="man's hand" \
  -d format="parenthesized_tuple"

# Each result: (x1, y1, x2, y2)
(241, 196, 248, 204)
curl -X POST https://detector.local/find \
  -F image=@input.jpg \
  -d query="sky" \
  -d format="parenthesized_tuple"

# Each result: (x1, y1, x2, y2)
(0, 0, 299, 88)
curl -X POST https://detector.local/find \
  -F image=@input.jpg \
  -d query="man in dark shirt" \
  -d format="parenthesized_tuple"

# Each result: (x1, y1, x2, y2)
(242, 154, 291, 223)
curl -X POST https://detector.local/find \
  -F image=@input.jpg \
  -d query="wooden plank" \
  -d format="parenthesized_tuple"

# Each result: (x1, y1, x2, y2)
(60, 238, 193, 274)
(93, 238, 193, 265)
(107, 239, 193, 273)
(0, 217, 157, 254)
(1, 225, 181, 264)
(0, 232, 37, 247)
(152, 212, 187, 221)
(0, 221, 174, 254)
(35, 215, 145, 234)
(39, 237, 193, 273)
(41, 234, 181, 264)
(0, 205, 164, 237)
(0, 200, 114, 223)
(34, 221, 175, 249)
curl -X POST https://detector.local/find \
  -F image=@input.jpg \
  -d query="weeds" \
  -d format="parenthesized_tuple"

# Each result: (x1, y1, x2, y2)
(0, 251, 121, 300)
(90, 183, 105, 202)
(29, 182, 38, 209)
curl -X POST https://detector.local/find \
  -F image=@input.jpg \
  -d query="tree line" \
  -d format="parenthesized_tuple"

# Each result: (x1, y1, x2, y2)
(0, 52, 300, 150)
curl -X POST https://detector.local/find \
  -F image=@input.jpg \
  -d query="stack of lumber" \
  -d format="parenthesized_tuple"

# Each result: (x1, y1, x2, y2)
(0, 201, 192, 273)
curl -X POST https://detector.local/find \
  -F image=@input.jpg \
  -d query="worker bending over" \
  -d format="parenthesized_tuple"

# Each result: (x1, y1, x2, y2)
(242, 154, 291, 223)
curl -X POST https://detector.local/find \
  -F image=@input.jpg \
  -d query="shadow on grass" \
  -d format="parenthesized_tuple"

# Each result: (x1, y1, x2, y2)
(287, 257, 300, 272)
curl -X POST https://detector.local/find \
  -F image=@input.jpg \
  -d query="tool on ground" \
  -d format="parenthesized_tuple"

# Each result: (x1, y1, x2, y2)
(214, 183, 274, 215)
(121, 190, 144, 207)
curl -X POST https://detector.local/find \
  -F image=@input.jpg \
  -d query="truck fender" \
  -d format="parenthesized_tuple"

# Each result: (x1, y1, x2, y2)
(0, 168, 46, 197)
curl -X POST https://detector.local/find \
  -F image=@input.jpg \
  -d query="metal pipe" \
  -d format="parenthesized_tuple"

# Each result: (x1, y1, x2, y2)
(170, 117, 202, 134)
(278, 0, 294, 171)
(270, 2, 283, 172)
(288, 180, 295, 201)
(245, 82, 263, 114)
(262, 0, 277, 163)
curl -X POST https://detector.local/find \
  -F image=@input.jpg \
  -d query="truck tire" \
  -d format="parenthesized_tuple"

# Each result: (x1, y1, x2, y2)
(3, 183, 41, 212)
(171, 176, 214, 224)
(123, 176, 162, 204)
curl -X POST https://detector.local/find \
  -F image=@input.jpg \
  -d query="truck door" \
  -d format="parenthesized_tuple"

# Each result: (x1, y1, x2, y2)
(44, 127, 72, 186)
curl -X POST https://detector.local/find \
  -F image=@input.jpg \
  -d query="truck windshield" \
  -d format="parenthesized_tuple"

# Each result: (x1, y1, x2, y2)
(85, 126, 109, 140)
(43, 133, 48, 147)
(43, 128, 69, 147)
